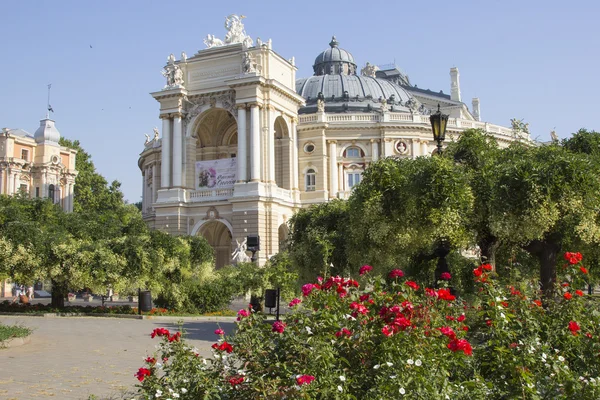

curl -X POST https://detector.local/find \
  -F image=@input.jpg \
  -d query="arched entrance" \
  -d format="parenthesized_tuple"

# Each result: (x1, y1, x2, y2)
(274, 117, 291, 189)
(198, 220, 233, 269)
(194, 108, 238, 162)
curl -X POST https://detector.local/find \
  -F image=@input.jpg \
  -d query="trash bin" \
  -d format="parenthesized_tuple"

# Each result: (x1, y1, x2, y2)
(139, 290, 153, 312)
(265, 289, 278, 309)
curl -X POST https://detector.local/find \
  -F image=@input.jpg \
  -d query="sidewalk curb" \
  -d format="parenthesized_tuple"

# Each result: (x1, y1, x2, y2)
(1, 335, 31, 349)
(0, 312, 239, 322)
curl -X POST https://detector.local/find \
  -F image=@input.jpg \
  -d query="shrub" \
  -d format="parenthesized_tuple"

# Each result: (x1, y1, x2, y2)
(133, 252, 600, 399)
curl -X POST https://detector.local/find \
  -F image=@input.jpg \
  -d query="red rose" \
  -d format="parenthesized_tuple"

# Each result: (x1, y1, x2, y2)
(382, 325, 393, 337)
(564, 292, 573, 300)
(388, 269, 404, 279)
(568, 320, 581, 335)
(302, 283, 319, 296)
(229, 376, 245, 387)
(580, 266, 588, 274)
(405, 281, 419, 290)
(150, 327, 170, 338)
(135, 367, 152, 382)
(359, 265, 373, 276)
(486, 320, 492, 326)
(440, 272, 452, 281)
(214, 328, 225, 335)
(533, 300, 542, 307)
(447, 338, 473, 356)
(564, 252, 583, 265)
(296, 375, 315, 385)
(457, 314, 466, 322)
(575, 290, 584, 297)
(437, 288, 455, 301)
(272, 321, 286, 334)
(438, 326, 456, 339)
(481, 264, 493, 271)
(289, 298, 302, 307)
(145, 357, 156, 364)
(473, 267, 483, 277)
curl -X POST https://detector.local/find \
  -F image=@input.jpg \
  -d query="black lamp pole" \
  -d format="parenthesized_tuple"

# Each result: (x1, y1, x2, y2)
(430, 104, 449, 155)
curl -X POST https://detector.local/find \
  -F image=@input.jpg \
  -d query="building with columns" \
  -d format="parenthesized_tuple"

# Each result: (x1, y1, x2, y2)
(139, 16, 530, 268)
(0, 116, 77, 211)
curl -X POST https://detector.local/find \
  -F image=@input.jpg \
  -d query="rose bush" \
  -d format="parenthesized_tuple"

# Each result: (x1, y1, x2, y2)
(134, 254, 600, 399)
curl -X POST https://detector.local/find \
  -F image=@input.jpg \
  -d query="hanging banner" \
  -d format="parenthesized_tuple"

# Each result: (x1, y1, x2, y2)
(195, 158, 237, 190)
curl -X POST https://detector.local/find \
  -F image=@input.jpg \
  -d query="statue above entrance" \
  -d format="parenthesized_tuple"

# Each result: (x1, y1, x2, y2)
(204, 14, 254, 49)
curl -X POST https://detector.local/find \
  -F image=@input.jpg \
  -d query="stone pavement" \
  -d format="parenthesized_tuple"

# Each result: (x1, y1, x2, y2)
(0, 315, 237, 400)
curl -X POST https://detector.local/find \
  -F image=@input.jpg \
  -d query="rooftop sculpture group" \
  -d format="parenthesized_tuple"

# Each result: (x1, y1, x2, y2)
(204, 14, 254, 49)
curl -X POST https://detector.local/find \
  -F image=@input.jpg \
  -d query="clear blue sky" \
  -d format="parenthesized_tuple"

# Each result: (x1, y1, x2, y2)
(2, 0, 598, 203)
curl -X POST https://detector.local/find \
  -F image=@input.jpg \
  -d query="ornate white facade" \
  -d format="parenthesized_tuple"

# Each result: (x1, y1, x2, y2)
(139, 16, 529, 268)
(0, 117, 77, 211)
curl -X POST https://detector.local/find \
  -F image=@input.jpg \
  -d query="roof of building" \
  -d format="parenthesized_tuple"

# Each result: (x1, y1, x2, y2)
(403, 85, 452, 100)
(296, 74, 413, 114)
(34, 118, 61, 145)
(2, 128, 34, 139)
(313, 36, 356, 74)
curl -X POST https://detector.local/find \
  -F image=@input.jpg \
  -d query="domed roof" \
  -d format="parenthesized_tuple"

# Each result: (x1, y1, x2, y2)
(313, 36, 357, 76)
(34, 118, 61, 145)
(296, 74, 414, 114)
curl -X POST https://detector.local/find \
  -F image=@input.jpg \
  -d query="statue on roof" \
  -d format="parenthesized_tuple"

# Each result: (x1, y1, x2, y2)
(205, 14, 254, 49)
(361, 62, 379, 78)
(510, 118, 530, 137)
(153, 127, 160, 141)
(242, 51, 257, 73)
(161, 57, 184, 90)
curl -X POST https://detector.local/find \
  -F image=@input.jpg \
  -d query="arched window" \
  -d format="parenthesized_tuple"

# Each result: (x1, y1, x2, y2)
(48, 184, 55, 203)
(305, 169, 316, 192)
(346, 147, 361, 158)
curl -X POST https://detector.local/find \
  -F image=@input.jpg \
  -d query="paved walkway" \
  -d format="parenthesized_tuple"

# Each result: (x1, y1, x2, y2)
(0, 315, 237, 400)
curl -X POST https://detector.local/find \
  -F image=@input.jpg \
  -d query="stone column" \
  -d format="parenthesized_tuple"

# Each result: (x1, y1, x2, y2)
(411, 139, 420, 159)
(0, 169, 3, 194)
(421, 141, 429, 157)
(237, 105, 247, 182)
(291, 117, 299, 190)
(328, 140, 338, 198)
(250, 105, 261, 181)
(141, 171, 146, 213)
(338, 162, 344, 192)
(151, 164, 157, 206)
(160, 115, 171, 188)
(371, 139, 379, 161)
(172, 114, 183, 187)
(267, 108, 275, 183)
(41, 172, 46, 198)
(12, 171, 17, 195)
(68, 182, 73, 212)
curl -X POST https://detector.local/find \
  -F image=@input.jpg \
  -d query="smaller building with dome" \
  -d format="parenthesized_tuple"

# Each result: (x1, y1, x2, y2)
(0, 114, 78, 211)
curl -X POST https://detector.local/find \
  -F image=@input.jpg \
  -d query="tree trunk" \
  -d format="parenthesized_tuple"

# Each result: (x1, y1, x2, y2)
(524, 238, 561, 299)
(50, 279, 67, 308)
(433, 241, 452, 283)
(478, 234, 499, 270)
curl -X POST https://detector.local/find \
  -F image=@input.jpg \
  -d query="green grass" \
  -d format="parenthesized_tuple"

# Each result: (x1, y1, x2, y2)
(0, 323, 31, 342)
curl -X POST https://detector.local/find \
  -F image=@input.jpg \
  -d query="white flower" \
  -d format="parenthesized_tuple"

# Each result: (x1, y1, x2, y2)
(173, 394, 180, 399)
(407, 359, 414, 365)
(399, 387, 406, 395)
(337, 385, 343, 392)
(558, 356, 565, 362)
(541, 353, 547, 361)
(168, 388, 174, 393)
(390, 375, 397, 379)
(181, 388, 188, 394)
(501, 375, 506, 380)
(156, 390, 163, 397)
(305, 326, 313, 334)
(415, 359, 422, 367)
(373, 364, 380, 369)
(386, 362, 393, 367)
(339, 376, 346, 381)
(500, 312, 506, 320)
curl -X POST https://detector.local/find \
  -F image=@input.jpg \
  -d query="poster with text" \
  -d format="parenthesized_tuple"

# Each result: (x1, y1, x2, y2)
(195, 158, 237, 190)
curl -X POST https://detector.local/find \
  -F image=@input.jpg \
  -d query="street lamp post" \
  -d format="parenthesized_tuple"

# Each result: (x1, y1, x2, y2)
(430, 104, 449, 155)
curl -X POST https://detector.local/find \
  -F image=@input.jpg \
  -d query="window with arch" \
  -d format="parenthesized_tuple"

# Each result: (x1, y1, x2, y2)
(48, 184, 55, 203)
(345, 147, 361, 158)
(305, 169, 316, 192)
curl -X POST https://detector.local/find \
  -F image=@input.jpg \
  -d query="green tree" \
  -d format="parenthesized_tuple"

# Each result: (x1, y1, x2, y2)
(488, 142, 600, 297)
(348, 156, 474, 280)
(287, 199, 351, 282)
(59, 138, 123, 213)
(445, 129, 502, 267)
